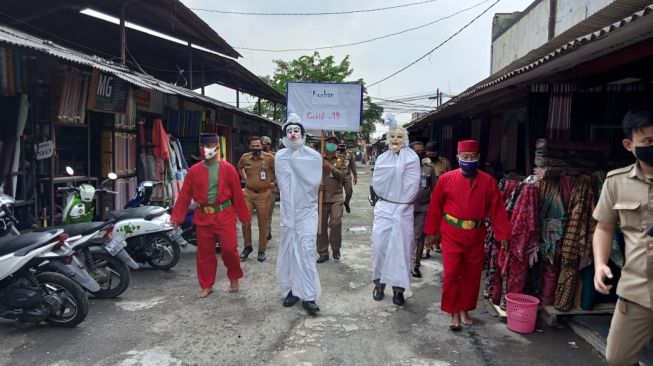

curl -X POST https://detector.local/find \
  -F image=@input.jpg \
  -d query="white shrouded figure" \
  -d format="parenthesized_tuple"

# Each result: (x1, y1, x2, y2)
(275, 113, 323, 314)
(371, 125, 421, 305)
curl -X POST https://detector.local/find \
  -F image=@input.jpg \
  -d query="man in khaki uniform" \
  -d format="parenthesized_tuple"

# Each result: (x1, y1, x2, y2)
(593, 109, 653, 366)
(317, 136, 348, 263)
(237, 136, 276, 262)
(337, 140, 357, 213)
(409, 141, 437, 278)
(423, 141, 450, 255)
(262, 136, 277, 241)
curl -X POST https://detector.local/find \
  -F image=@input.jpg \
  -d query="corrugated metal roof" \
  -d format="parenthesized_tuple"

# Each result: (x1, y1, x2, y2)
(406, 3, 653, 130)
(0, 24, 280, 126)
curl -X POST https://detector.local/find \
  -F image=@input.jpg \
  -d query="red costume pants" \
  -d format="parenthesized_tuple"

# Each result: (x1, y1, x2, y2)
(441, 226, 486, 314)
(195, 221, 243, 289)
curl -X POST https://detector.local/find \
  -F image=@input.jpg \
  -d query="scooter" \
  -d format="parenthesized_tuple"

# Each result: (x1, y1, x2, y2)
(0, 228, 90, 327)
(59, 168, 182, 270)
(1, 190, 101, 295)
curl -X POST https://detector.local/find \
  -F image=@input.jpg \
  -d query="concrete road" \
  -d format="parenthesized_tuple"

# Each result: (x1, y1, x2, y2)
(0, 163, 605, 366)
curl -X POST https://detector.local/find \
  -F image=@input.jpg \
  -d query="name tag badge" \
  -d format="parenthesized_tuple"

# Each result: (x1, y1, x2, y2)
(260, 171, 266, 180)
(421, 178, 427, 188)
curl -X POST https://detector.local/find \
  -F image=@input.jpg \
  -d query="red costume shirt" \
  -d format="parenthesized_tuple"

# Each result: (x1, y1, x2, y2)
(424, 169, 511, 241)
(171, 160, 250, 226)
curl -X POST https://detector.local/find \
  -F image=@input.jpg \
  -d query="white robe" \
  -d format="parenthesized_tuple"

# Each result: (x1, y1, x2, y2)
(371, 147, 420, 291)
(275, 145, 323, 301)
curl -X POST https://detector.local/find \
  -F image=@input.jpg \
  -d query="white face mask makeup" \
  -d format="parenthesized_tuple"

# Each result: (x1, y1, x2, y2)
(388, 129, 405, 153)
(282, 124, 305, 150)
(203, 146, 218, 160)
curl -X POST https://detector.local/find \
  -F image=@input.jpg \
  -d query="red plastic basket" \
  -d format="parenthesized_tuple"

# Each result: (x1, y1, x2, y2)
(505, 293, 540, 334)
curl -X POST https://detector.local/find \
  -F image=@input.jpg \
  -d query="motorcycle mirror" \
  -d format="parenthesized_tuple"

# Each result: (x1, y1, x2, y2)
(65, 166, 74, 176)
(108, 172, 118, 180)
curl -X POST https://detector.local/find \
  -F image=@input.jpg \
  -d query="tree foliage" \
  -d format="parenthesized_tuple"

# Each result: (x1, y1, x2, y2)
(252, 51, 383, 142)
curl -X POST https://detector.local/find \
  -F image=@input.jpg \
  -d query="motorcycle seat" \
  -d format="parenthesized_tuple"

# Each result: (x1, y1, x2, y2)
(0, 229, 64, 257)
(34, 221, 114, 237)
(106, 206, 167, 222)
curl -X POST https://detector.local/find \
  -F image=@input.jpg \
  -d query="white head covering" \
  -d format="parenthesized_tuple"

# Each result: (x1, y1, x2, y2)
(282, 113, 306, 150)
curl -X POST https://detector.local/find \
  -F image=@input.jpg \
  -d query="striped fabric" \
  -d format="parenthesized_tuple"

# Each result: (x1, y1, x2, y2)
(546, 84, 576, 141)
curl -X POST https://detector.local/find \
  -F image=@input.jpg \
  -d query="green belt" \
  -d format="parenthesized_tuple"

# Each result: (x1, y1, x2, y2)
(444, 214, 483, 230)
(201, 200, 232, 214)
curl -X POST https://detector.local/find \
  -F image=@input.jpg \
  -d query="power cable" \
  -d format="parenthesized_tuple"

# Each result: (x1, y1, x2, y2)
(190, 0, 438, 16)
(235, 0, 490, 52)
(368, 0, 502, 87)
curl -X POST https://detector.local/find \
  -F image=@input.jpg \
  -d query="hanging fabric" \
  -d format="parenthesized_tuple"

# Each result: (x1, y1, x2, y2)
(546, 84, 575, 141)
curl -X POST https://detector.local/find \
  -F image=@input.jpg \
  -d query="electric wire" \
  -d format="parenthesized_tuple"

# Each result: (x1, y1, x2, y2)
(368, 0, 502, 87)
(190, 0, 439, 16)
(235, 0, 491, 52)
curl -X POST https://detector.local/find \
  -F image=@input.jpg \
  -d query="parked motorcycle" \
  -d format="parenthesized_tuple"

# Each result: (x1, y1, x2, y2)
(0, 229, 89, 327)
(58, 168, 182, 270)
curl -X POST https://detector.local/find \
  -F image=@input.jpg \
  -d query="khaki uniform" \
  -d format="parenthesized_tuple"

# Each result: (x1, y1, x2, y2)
(337, 151, 357, 207)
(266, 150, 277, 237)
(317, 155, 347, 257)
(237, 151, 275, 253)
(593, 163, 653, 365)
(413, 164, 437, 267)
(426, 156, 451, 177)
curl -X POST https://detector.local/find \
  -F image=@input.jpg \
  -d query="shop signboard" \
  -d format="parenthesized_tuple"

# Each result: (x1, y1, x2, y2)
(286, 82, 363, 132)
(134, 89, 150, 111)
(87, 70, 128, 113)
(35, 140, 54, 160)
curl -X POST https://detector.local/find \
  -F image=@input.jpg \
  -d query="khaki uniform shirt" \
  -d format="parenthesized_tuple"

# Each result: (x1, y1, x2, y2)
(430, 156, 451, 177)
(322, 155, 347, 203)
(414, 164, 437, 212)
(337, 151, 357, 178)
(237, 151, 276, 192)
(593, 163, 653, 309)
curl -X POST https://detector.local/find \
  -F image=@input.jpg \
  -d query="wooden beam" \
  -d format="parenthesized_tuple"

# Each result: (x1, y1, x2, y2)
(188, 42, 193, 90)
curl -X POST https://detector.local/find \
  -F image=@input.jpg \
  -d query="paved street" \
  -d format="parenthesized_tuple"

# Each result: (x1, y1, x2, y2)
(1, 163, 606, 366)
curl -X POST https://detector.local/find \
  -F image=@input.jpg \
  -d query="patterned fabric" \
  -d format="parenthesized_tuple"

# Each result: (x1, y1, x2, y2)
(537, 179, 566, 264)
(554, 175, 596, 311)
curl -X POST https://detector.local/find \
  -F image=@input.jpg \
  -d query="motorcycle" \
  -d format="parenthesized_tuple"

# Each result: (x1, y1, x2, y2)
(59, 168, 182, 270)
(0, 228, 89, 327)
(1, 190, 101, 295)
(2, 188, 134, 298)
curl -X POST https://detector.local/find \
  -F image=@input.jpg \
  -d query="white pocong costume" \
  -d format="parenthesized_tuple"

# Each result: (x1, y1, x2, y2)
(371, 125, 420, 291)
(275, 117, 323, 302)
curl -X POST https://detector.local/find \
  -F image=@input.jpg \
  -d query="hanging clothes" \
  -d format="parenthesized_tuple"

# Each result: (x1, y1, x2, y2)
(537, 178, 566, 306)
(554, 175, 595, 311)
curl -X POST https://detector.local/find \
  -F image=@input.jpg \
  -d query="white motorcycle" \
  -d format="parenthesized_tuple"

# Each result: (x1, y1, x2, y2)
(0, 228, 90, 327)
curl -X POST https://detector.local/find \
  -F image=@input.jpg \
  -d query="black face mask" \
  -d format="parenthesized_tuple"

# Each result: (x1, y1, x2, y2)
(426, 152, 439, 159)
(338, 147, 346, 153)
(416, 152, 425, 160)
(636, 145, 653, 166)
(250, 148, 262, 156)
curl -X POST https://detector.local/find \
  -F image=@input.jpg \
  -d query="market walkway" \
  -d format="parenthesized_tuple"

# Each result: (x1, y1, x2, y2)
(0, 163, 605, 366)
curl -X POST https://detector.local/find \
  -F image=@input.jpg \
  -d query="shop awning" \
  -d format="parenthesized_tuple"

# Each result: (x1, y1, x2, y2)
(406, 3, 653, 131)
(0, 3, 285, 104)
(0, 24, 281, 127)
(0, 0, 241, 58)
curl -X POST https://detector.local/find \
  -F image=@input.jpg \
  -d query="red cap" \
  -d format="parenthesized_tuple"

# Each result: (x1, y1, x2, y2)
(326, 136, 338, 143)
(457, 140, 480, 153)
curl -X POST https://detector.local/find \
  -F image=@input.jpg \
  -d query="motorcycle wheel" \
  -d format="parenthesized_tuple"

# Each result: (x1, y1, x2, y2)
(35, 272, 89, 328)
(147, 235, 181, 270)
(88, 251, 131, 298)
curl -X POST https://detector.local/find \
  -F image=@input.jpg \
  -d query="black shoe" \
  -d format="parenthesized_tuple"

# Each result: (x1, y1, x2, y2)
(283, 291, 300, 307)
(267, 232, 272, 241)
(257, 251, 266, 262)
(333, 252, 340, 261)
(240, 246, 253, 259)
(317, 255, 329, 264)
(344, 203, 351, 213)
(302, 300, 320, 315)
(215, 245, 221, 254)
(393, 291, 406, 306)
(412, 267, 422, 278)
(373, 286, 385, 301)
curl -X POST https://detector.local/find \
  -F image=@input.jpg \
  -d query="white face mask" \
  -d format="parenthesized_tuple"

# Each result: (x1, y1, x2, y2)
(283, 125, 305, 150)
(388, 129, 405, 153)
(203, 146, 218, 160)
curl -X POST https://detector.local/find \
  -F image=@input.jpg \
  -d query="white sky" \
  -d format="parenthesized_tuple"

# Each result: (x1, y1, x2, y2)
(180, 0, 533, 136)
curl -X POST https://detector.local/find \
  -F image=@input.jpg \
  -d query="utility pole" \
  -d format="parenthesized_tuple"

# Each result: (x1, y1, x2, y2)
(428, 88, 442, 107)
(120, 2, 127, 65)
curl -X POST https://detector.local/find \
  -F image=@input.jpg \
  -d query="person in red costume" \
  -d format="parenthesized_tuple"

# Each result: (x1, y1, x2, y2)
(425, 139, 511, 330)
(171, 133, 251, 298)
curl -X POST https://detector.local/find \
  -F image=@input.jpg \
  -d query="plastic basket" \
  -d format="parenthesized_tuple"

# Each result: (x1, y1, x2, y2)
(505, 293, 540, 334)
